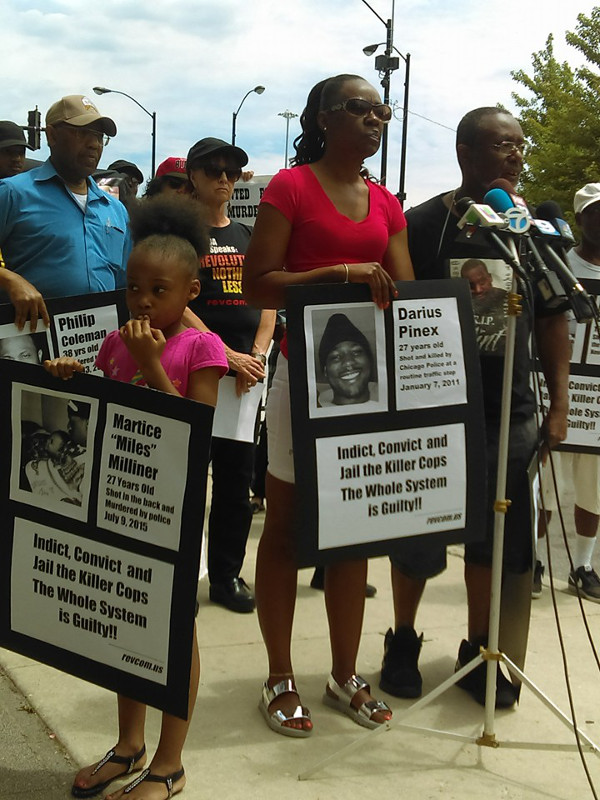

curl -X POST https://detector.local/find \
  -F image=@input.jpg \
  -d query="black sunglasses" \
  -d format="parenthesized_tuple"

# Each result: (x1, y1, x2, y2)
(328, 97, 392, 123)
(200, 163, 242, 182)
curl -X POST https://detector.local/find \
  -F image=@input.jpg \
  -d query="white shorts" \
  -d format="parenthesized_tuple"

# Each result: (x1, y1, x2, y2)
(266, 354, 295, 484)
(542, 451, 600, 514)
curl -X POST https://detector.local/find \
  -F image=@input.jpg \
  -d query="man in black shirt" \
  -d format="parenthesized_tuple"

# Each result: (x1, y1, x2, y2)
(380, 107, 570, 707)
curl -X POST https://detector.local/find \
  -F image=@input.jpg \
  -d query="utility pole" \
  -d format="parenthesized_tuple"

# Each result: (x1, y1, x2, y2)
(278, 110, 298, 167)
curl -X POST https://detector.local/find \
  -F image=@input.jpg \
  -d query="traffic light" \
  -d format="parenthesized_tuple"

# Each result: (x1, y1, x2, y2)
(27, 108, 41, 150)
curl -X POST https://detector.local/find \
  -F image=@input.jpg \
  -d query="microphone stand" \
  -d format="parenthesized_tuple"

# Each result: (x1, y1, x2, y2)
(299, 233, 600, 782)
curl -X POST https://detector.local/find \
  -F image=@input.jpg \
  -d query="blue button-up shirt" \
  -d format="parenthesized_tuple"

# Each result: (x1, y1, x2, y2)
(0, 159, 130, 300)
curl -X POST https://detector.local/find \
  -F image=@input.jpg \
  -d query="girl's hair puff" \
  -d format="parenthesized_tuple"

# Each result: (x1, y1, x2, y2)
(128, 196, 208, 275)
(291, 74, 364, 167)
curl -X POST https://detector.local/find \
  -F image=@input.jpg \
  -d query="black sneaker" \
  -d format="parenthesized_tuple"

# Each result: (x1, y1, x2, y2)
(379, 626, 423, 698)
(568, 566, 600, 603)
(209, 577, 255, 613)
(532, 560, 544, 599)
(455, 638, 517, 708)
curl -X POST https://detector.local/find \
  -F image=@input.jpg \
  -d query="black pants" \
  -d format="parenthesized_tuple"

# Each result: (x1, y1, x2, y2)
(208, 436, 255, 585)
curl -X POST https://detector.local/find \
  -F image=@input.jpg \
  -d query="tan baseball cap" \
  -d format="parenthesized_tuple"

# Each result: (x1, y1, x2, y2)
(45, 95, 117, 137)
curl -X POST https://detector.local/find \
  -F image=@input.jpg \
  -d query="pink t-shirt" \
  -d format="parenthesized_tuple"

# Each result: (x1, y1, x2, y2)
(95, 328, 228, 397)
(260, 164, 407, 272)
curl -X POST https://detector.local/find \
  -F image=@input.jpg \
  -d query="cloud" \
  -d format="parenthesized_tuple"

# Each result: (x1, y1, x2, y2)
(2, 0, 597, 205)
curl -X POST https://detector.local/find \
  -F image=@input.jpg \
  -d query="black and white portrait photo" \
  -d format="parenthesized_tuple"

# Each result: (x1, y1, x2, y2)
(0, 326, 52, 365)
(304, 303, 387, 418)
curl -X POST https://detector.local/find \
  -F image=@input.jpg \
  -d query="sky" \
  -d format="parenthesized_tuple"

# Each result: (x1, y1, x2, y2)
(3, 0, 598, 208)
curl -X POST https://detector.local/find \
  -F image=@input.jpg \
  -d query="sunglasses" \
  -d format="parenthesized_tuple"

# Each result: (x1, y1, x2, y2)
(200, 163, 242, 182)
(328, 97, 392, 123)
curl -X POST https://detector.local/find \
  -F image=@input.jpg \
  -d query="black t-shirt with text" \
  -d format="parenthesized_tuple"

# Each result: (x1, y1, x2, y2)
(189, 221, 261, 357)
(406, 192, 542, 424)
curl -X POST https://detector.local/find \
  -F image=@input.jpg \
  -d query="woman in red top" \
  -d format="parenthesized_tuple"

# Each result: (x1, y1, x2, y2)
(243, 73, 414, 737)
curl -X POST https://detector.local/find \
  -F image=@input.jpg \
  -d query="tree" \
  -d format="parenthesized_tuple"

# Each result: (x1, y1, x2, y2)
(511, 10, 600, 226)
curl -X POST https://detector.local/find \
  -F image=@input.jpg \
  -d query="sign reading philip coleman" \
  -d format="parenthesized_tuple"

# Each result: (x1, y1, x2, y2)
(0, 353, 214, 719)
(285, 281, 486, 567)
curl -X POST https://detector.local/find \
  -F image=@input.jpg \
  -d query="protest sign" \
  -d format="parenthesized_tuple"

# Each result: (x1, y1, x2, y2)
(227, 175, 272, 226)
(534, 278, 600, 454)
(0, 289, 128, 374)
(286, 281, 487, 566)
(0, 302, 214, 719)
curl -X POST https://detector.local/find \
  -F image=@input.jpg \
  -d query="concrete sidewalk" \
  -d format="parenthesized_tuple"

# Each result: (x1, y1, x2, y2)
(1, 512, 600, 800)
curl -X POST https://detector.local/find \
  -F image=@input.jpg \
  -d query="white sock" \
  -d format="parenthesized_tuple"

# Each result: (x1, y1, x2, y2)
(573, 535, 597, 570)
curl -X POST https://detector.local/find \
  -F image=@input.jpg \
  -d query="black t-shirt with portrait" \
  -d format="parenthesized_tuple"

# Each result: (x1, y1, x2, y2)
(189, 220, 261, 357)
(406, 192, 541, 424)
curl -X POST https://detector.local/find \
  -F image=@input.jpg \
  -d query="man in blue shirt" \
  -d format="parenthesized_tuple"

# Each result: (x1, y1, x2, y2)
(0, 95, 130, 331)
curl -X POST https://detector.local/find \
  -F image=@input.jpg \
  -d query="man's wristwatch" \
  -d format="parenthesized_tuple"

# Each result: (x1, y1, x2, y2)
(251, 351, 267, 365)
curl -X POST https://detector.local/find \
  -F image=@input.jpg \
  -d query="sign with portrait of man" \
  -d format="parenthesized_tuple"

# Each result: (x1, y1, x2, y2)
(285, 280, 487, 566)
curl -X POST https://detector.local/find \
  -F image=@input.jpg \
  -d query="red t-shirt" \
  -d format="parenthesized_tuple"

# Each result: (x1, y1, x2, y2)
(260, 164, 406, 272)
(260, 164, 407, 355)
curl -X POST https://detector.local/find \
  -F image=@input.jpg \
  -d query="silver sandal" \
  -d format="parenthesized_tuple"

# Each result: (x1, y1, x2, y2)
(259, 679, 312, 738)
(323, 673, 392, 729)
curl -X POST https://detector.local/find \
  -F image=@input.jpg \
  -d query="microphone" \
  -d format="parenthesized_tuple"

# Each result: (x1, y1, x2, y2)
(485, 183, 595, 322)
(484, 184, 567, 310)
(535, 201, 576, 248)
(535, 200, 597, 323)
(454, 196, 525, 277)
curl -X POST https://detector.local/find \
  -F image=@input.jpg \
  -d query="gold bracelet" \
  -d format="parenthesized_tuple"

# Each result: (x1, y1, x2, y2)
(343, 263, 349, 283)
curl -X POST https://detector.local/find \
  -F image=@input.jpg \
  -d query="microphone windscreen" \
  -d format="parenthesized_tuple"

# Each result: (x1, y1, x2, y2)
(535, 200, 564, 221)
(455, 196, 473, 215)
(487, 178, 516, 195)
(483, 187, 513, 214)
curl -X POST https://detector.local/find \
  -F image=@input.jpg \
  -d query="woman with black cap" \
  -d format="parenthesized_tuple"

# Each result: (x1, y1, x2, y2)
(243, 73, 414, 737)
(185, 137, 276, 614)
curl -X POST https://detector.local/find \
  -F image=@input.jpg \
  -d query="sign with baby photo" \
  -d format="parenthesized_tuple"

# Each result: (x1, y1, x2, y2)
(285, 281, 487, 567)
(0, 350, 214, 720)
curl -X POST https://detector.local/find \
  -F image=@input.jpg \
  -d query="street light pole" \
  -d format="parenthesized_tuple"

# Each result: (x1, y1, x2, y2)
(231, 85, 265, 146)
(397, 52, 410, 203)
(361, 0, 410, 201)
(93, 86, 156, 177)
(278, 110, 298, 168)
(379, 16, 394, 187)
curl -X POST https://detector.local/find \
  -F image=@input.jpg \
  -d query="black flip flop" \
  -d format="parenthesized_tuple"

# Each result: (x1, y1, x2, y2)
(71, 744, 146, 798)
(123, 766, 185, 797)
